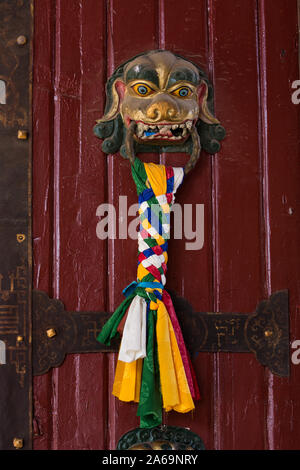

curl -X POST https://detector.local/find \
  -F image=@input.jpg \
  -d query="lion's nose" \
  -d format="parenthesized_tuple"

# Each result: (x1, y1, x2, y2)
(146, 101, 178, 121)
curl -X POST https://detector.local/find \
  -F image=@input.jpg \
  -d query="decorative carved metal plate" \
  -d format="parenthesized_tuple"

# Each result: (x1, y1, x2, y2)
(0, 0, 33, 450)
(32, 289, 289, 377)
(33, 290, 116, 376)
(116, 425, 205, 450)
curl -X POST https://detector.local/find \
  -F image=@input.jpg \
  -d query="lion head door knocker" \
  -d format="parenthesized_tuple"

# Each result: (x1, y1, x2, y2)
(94, 50, 225, 433)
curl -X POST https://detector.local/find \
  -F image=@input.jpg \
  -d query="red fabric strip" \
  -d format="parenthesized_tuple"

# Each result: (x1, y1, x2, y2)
(152, 245, 163, 256)
(138, 252, 147, 263)
(147, 264, 163, 282)
(140, 228, 149, 239)
(165, 166, 174, 180)
(166, 193, 173, 204)
(161, 262, 167, 274)
(162, 290, 201, 400)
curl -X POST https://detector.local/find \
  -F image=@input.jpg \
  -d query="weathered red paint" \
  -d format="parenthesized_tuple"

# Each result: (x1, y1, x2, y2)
(258, 0, 300, 450)
(33, 0, 300, 450)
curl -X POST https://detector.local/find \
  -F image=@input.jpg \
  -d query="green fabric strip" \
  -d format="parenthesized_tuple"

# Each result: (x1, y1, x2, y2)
(142, 237, 158, 249)
(96, 293, 135, 345)
(137, 309, 162, 428)
(131, 157, 148, 195)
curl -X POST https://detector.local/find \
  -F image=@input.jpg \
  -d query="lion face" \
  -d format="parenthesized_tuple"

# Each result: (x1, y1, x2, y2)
(100, 51, 218, 146)
(94, 50, 225, 168)
(118, 51, 212, 145)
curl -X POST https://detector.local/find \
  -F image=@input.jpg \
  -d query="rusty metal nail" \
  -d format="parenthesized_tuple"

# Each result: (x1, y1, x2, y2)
(17, 130, 28, 140)
(17, 35, 27, 46)
(13, 438, 23, 449)
(46, 328, 57, 338)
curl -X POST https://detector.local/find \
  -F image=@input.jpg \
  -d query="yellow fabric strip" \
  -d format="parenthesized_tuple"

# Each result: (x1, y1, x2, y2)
(160, 202, 170, 214)
(153, 232, 165, 246)
(113, 358, 142, 403)
(156, 300, 195, 413)
(141, 218, 151, 230)
(137, 263, 151, 282)
(144, 163, 166, 196)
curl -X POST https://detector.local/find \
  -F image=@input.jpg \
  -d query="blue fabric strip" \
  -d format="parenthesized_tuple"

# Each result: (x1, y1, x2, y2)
(139, 187, 154, 204)
(153, 290, 162, 300)
(122, 280, 164, 297)
(137, 242, 168, 266)
(166, 175, 174, 194)
(139, 282, 164, 290)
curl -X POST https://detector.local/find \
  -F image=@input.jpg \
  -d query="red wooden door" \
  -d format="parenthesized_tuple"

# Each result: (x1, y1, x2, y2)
(32, 0, 300, 450)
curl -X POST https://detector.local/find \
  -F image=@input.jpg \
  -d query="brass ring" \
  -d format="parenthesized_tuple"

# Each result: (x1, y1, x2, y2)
(184, 126, 201, 175)
(125, 121, 137, 165)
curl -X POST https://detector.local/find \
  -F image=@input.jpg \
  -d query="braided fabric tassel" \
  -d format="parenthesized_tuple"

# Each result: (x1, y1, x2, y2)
(97, 157, 200, 428)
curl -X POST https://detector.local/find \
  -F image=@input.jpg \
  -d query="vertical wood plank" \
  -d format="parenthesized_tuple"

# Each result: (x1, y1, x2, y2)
(67, 0, 108, 449)
(162, 0, 215, 450)
(51, 0, 81, 448)
(106, 0, 158, 449)
(32, 0, 55, 450)
(209, 0, 266, 449)
(258, 0, 300, 450)
(50, 0, 108, 449)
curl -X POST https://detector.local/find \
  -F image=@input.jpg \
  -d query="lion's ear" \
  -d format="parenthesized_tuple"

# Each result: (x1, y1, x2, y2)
(97, 80, 126, 123)
(197, 81, 219, 125)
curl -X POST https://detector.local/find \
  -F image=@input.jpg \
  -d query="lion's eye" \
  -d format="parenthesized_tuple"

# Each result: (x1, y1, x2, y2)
(171, 86, 192, 98)
(132, 83, 155, 97)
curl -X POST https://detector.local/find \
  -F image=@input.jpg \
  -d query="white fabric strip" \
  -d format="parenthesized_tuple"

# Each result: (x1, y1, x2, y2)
(171, 167, 184, 204)
(139, 201, 149, 213)
(118, 295, 147, 363)
(156, 194, 167, 206)
(173, 167, 184, 193)
(138, 233, 151, 252)
(141, 253, 165, 269)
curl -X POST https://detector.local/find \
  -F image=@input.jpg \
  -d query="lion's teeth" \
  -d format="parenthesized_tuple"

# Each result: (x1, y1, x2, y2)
(137, 121, 193, 139)
(136, 124, 144, 137)
(137, 123, 147, 136)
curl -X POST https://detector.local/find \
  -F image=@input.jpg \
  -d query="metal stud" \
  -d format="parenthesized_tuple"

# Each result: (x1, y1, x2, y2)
(16, 35, 27, 46)
(17, 130, 28, 140)
(16, 233, 26, 243)
(13, 438, 23, 449)
(264, 329, 273, 338)
(46, 328, 57, 338)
